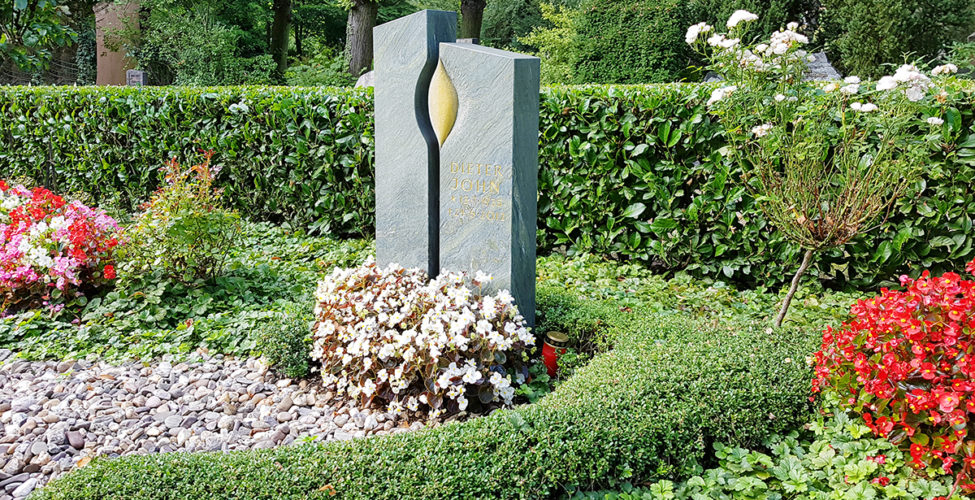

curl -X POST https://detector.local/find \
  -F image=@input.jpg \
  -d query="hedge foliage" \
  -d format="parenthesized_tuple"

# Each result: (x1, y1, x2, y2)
(573, 0, 697, 84)
(0, 86, 375, 237)
(2, 84, 975, 288)
(37, 313, 816, 499)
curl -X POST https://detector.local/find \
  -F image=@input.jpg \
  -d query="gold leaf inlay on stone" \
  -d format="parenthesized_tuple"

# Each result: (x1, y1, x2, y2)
(428, 59, 458, 147)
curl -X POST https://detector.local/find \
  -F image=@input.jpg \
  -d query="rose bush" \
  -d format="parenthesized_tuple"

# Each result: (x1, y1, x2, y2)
(311, 260, 534, 419)
(813, 258, 975, 494)
(0, 181, 120, 313)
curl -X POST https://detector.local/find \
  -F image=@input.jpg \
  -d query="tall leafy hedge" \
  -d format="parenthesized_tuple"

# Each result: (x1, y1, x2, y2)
(0, 86, 375, 237)
(2, 84, 974, 288)
(573, 0, 697, 84)
(36, 314, 817, 499)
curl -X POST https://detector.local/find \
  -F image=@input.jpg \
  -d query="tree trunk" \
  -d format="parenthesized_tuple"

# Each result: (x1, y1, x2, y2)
(774, 249, 815, 328)
(460, 0, 487, 40)
(345, 0, 378, 76)
(270, 0, 292, 77)
(295, 19, 302, 58)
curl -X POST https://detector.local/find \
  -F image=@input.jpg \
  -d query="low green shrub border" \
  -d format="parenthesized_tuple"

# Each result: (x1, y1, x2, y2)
(37, 313, 816, 500)
(3, 84, 974, 287)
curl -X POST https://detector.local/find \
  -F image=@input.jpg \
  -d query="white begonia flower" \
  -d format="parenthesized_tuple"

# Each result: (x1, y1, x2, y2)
(876, 76, 898, 91)
(706, 33, 726, 48)
(787, 22, 799, 30)
(457, 395, 469, 411)
(840, 83, 859, 95)
(806, 55, 816, 63)
(849, 102, 863, 111)
(844, 76, 861, 84)
(774, 94, 786, 102)
(823, 82, 838, 92)
(685, 22, 712, 45)
(927, 117, 945, 126)
(860, 103, 878, 112)
(462, 369, 482, 385)
(727, 10, 759, 28)
(932, 64, 958, 76)
(751, 124, 773, 137)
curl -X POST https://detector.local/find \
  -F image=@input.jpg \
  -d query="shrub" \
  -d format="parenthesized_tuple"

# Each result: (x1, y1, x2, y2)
(37, 314, 816, 499)
(285, 48, 357, 87)
(692, 12, 946, 325)
(119, 152, 242, 284)
(574, 0, 698, 84)
(311, 261, 534, 418)
(518, 3, 581, 85)
(813, 258, 975, 492)
(817, 0, 975, 79)
(255, 302, 314, 379)
(0, 181, 120, 314)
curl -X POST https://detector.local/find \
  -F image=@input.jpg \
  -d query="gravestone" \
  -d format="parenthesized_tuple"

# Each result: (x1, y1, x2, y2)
(373, 11, 540, 325)
(126, 69, 147, 86)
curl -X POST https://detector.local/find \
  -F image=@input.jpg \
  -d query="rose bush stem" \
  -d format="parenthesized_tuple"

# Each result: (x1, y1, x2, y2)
(774, 248, 815, 328)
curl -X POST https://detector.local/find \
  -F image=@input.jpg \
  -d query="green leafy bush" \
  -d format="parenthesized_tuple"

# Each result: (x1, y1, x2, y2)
(573, 412, 958, 499)
(573, 0, 698, 84)
(36, 314, 816, 499)
(254, 302, 313, 379)
(2, 84, 975, 288)
(817, 0, 975, 79)
(285, 47, 356, 87)
(120, 152, 242, 283)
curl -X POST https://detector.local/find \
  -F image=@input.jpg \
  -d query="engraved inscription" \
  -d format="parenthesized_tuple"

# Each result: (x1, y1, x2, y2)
(445, 161, 511, 224)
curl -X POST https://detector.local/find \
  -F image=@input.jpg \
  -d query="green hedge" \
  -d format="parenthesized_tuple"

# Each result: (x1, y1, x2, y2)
(0, 86, 375, 237)
(2, 84, 975, 288)
(37, 313, 815, 499)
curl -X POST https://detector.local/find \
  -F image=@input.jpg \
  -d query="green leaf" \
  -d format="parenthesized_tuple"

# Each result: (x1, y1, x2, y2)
(622, 202, 646, 219)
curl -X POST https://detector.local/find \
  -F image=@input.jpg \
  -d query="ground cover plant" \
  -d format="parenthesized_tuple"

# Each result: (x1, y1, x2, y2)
(0, 220, 370, 363)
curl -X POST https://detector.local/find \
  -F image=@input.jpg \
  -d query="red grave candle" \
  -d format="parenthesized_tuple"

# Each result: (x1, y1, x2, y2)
(542, 331, 569, 377)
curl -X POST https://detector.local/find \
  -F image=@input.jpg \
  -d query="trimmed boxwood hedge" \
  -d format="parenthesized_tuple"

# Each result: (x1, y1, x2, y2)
(37, 313, 816, 499)
(2, 84, 975, 288)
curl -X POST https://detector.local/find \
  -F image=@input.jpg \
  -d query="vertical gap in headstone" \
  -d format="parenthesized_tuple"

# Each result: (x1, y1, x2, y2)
(414, 36, 441, 278)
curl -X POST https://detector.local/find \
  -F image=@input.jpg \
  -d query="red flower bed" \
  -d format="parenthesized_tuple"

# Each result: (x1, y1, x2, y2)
(814, 258, 975, 492)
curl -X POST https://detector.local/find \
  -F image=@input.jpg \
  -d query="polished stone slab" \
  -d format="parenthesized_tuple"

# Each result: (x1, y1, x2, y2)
(435, 42, 540, 325)
(373, 10, 456, 275)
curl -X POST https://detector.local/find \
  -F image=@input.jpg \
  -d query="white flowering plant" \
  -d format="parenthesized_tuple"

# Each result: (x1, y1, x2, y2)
(310, 259, 534, 419)
(686, 12, 958, 328)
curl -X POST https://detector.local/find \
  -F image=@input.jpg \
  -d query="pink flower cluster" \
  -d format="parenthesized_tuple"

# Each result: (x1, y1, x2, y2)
(1, 180, 121, 312)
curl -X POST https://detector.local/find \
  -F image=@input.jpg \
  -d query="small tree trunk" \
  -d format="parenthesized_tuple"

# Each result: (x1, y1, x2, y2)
(774, 248, 815, 328)
(345, 0, 378, 76)
(460, 0, 487, 40)
(295, 20, 302, 58)
(270, 0, 292, 77)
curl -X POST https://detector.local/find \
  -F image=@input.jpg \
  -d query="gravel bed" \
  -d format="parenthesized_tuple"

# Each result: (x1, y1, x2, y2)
(0, 349, 421, 499)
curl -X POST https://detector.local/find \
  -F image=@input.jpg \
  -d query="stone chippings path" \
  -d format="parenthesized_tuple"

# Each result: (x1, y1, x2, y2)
(0, 349, 423, 500)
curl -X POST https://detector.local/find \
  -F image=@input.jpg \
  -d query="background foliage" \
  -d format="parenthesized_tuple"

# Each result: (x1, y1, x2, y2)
(816, 0, 975, 79)
(2, 83, 974, 289)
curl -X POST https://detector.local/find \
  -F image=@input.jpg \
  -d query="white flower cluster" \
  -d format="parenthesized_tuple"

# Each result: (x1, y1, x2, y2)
(689, 12, 810, 79)
(876, 64, 932, 102)
(726, 10, 759, 28)
(310, 258, 534, 419)
(685, 22, 712, 45)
